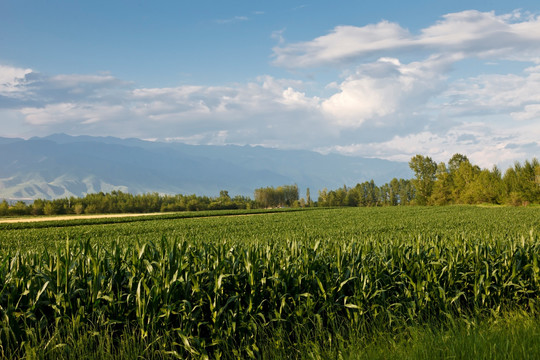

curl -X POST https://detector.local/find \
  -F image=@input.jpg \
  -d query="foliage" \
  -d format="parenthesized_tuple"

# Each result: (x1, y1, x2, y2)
(254, 184, 299, 208)
(409, 155, 437, 205)
(0, 191, 256, 217)
(316, 155, 539, 207)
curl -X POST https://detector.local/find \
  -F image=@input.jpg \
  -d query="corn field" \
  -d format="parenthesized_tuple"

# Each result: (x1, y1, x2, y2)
(0, 206, 539, 358)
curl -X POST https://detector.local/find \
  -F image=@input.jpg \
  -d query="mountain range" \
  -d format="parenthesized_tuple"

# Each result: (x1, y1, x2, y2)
(0, 134, 412, 200)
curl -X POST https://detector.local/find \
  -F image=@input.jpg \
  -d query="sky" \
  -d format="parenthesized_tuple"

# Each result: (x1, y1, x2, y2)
(1, 0, 540, 169)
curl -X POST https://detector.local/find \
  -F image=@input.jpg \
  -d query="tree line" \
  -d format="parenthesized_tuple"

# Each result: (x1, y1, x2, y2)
(1, 154, 539, 217)
(315, 154, 539, 207)
(253, 185, 299, 208)
(409, 154, 539, 206)
(0, 190, 254, 217)
(317, 178, 415, 207)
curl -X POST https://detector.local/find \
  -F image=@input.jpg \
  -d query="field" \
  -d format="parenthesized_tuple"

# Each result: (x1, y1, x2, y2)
(0, 206, 539, 359)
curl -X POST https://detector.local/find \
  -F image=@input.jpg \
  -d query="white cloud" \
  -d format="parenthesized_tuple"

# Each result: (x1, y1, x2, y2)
(271, 28, 286, 45)
(0, 64, 33, 97)
(6, 74, 331, 149)
(215, 16, 249, 24)
(320, 126, 536, 169)
(130, 76, 320, 122)
(21, 103, 126, 126)
(442, 67, 540, 117)
(0, 67, 129, 106)
(321, 55, 454, 127)
(511, 104, 540, 121)
(280, 87, 318, 108)
(273, 21, 410, 68)
(48, 74, 121, 87)
(273, 10, 540, 67)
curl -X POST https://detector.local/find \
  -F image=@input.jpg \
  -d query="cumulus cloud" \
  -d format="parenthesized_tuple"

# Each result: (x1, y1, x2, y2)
(321, 55, 455, 127)
(316, 60, 540, 168)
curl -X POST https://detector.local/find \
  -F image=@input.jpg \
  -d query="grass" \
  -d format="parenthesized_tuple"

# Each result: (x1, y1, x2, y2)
(256, 310, 540, 360)
(348, 311, 540, 360)
(13, 311, 540, 359)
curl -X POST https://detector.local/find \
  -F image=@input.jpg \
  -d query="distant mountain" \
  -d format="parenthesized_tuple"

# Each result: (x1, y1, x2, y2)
(0, 134, 412, 200)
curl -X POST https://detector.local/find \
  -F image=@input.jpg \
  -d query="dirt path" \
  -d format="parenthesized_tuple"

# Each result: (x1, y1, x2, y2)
(0, 211, 281, 224)
(0, 212, 166, 224)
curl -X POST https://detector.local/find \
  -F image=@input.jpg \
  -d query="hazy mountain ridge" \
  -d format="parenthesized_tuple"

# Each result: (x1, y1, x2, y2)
(0, 134, 411, 200)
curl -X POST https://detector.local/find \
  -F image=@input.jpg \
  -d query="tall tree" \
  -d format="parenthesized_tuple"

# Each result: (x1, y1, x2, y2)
(450, 156, 480, 203)
(254, 185, 298, 208)
(306, 188, 312, 207)
(431, 162, 453, 205)
(465, 168, 504, 204)
(398, 179, 414, 205)
(317, 188, 329, 207)
(535, 163, 540, 186)
(448, 153, 469, 173)
(409, 155, 437, 205)
(389, 178, 400, 206)
(504, 159, 540, 205)
(0, 200, 8, 216)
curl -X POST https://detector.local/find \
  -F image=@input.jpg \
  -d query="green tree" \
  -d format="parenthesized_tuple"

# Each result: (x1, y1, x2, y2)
(409, 155, 437, 205)
(398, 179, 414, 205)
(0, 200, 8, 216)
(431, 162, 453, 205)
(366, 180, 379, 206)
(254, 185, 298, 208)
(9, 201, 29, 216)
(43, 202, 62, 216)
(451, 157, 480, 203)
(332, 185, 348, 206)
(31, 199, 45, 215)
(465, 168, 503, 204)
(306, 188, 312, 207)
(74, 203, 85, 215)
(219, 190, 231, 201)
(448, 153, 469, 173)
(389, 178, 400, 206)
(379, 184, 391, 206)
(504, 159, 540, 205)
(317, 188, 329, 207)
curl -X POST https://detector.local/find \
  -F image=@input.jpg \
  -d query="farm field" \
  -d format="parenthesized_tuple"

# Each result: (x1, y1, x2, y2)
(0, 206, 539, 359)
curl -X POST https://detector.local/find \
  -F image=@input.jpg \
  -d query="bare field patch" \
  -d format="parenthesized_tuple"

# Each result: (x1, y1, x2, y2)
(0, 212, 166, 224)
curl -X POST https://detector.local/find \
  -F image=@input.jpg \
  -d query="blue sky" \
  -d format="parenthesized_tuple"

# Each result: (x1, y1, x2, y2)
(1, 1, 540, 168)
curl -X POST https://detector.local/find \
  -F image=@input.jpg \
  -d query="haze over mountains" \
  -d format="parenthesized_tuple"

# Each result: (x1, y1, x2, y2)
(0, 134, 412, 200)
